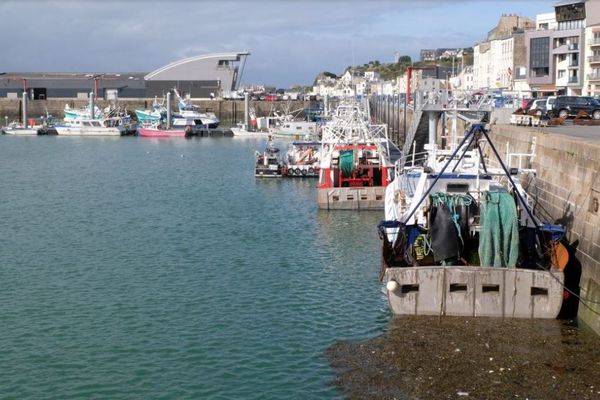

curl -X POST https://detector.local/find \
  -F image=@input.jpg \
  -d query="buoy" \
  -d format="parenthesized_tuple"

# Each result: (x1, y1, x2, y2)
(386, 280, 399, 292)
(551, 242, 569, 271)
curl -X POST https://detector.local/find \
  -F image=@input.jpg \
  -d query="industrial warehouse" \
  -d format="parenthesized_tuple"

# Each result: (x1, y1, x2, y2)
(0, 51, 250, 100)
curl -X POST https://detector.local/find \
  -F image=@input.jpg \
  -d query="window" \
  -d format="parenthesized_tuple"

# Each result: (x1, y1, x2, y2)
(530, 37, 550, 77)
(558, 70, 565, 78)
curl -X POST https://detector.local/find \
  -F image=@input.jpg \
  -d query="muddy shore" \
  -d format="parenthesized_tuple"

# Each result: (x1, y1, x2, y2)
(327, 316, 600, 399)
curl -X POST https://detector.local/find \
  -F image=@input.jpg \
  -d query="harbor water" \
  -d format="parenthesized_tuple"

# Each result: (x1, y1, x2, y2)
(0, 135, 388, 399)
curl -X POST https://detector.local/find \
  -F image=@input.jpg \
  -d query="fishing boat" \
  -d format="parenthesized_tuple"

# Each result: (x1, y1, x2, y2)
(1, 122, 39, 135)
(173, 89, 220, 129)
(266, 104, 320, 139)
(55, 117, 123, 136)
(269, 120, 320, 139)
(134, 96, 166, 123)
(255, 139, 283, 177)
(317, 101, 395, 209)
(283, 140, 320, 177)
(137, 125, 188, 138)
(64, 104, 102, 121)
(378, 122, 567, 319)
(231, 123, 269, 137)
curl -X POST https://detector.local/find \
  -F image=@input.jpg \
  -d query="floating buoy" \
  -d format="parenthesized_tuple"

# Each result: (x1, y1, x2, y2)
(386, 280, 399, 292)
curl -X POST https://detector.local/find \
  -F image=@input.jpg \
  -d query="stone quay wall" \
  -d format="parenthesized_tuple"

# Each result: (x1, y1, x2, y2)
(488, 125, 600, 333)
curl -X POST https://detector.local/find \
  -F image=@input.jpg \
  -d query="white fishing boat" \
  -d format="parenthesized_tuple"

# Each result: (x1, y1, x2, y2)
(317, 101, 395, 209)
(231, 123, 269, 137)
(55, 117, 123, 136)
(1, 123, 39, 135)
(378, 122, 568, 319)
(269, 120, 320, 139)
(283, 140, 320, 177)
(173, 89, 220, 128)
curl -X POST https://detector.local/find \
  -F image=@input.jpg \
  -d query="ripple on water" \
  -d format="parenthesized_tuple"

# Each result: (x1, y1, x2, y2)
(0, 136, 388, 399)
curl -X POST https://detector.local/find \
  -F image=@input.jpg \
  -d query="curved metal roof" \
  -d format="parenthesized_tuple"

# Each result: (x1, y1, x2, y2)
(144, 52, 250, 81)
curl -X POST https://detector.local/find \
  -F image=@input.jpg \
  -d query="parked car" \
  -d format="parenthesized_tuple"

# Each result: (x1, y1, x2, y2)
(523, 97, 550, 116)
(550, 96, 600, 119)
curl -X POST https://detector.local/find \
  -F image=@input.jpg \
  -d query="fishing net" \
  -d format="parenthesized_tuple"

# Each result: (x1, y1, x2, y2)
(339, 149, 355, 178)
(478, 190, 519, 268)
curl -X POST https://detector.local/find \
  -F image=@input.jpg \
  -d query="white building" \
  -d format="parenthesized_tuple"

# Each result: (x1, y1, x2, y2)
(473, 15, 534, 93)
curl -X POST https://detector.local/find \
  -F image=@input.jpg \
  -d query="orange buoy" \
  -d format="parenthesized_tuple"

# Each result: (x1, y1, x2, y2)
(550, 242, 569, 271)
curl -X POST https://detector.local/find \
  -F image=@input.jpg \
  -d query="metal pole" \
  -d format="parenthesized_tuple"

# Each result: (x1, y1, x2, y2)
(403, 92, 407, 143)
(244, 92, 249, 130)
(22, 91, 27, 128)
(166, 92, 171, 129)
(89, 92, 94, 120)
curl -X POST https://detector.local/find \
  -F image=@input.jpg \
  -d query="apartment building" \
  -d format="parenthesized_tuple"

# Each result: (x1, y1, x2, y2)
(583, 2, 600, 95)
(525, 0, 600, 96)
(473, 15, 534, 93)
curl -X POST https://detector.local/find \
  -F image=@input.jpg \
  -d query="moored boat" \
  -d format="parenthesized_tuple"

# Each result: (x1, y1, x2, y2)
(378, 122, 568, 319)
(55, 117, 123, 136)
(1, 123, 39, 135)
(173, 89, 220, 129)
(231, 122, 270, 138)
(317, 101, 395, 209)
(269, 120, 320, 139)
(137, 126, 189, 138)
(255, 139, 283, 177)
(283, 140, 320, 177)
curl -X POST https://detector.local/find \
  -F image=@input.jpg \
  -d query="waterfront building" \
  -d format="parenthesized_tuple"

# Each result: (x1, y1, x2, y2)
(450, 65, 475, 92)
(583, 2, 600, 95)
(0, 52, 249, 100)
(525, 0, 600, 97)
(473, 15, 534, 95)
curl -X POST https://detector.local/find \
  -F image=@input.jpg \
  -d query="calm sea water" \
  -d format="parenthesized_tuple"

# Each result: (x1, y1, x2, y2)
(0, 135, 389, 399)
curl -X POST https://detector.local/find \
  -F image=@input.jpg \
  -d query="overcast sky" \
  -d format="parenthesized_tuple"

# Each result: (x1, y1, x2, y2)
(1, 0, 555, 88)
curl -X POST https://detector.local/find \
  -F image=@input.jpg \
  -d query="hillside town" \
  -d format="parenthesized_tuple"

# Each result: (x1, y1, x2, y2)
(309, 1, 599, 105)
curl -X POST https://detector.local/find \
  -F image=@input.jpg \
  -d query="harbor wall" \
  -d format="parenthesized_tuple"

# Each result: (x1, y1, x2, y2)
(488, 125, 600, 333)
(0, 99, 311, 126)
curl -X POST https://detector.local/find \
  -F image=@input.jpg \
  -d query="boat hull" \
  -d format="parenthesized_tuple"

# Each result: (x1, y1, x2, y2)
(317, 186, 385, 210)
(255, 166, 282, 177)
(2, 127, 39, 135)
(55, 126, 121, 136)
(138, 127, 186, 137)
(231, 127, 269, 137)
(385, 266, 564, 319)
(284, 164, 318, 178)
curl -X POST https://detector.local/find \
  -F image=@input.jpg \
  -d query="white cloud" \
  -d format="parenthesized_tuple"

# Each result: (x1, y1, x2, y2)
(1, 0, 554, 87)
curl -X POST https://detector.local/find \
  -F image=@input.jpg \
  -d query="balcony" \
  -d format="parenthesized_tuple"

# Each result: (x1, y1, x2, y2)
(589, 55, 600, 64)
(568, 43, 579, 51)
(588, 74, 600, 81)
(589, 38, 600, 46)
(568, 76, 579, 84)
